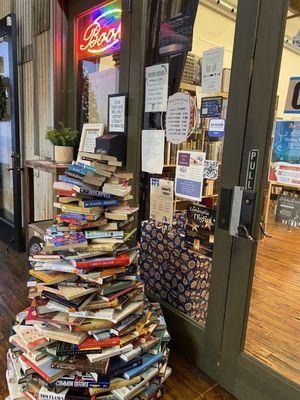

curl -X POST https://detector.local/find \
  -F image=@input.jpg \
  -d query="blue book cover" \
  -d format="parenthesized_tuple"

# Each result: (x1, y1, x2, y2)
(123, 353, 164, 379)
(78, 162, 97, 174)
(85, 230, 124, 239)
(59, 175, 85, 187)
(67, 164, 88, 176)
(105, 356, 142, 378)
(78, 187, 113, 199)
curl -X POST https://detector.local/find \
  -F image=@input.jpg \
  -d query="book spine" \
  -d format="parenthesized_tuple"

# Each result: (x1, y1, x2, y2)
(75, 256, 129, 269)
(68, 165, 88, 176)
(59, 175, 84, 187)
(65, 171, 84, 181)
(20, 354, 51, 384)
(79, 188, 113, 199)
(83, 199, 119, 207)
(79, 337, 120, 350)
(85, 230, 124, 239)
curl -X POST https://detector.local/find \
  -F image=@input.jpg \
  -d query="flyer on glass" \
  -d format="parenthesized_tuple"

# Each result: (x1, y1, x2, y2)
(145, 63, 169, 112)
(141, 130, 165, 174)
(202, 47, 224, 94)
(150, 178, 174, 224)
(175, 150, 205, 201)
(166, 92, 190, 144)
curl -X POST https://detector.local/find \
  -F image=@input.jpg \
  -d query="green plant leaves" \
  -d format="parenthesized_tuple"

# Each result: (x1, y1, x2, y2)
(45, 124, 79, 146)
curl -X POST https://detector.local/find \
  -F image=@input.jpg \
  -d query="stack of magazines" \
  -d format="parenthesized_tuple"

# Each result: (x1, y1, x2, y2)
(6, 151, 171, 400)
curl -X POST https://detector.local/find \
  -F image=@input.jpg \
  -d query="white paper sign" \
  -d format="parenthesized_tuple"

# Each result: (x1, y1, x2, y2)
(175, 150, 205, 201)
(142, 130, 165, 174)
(166, 92, 190, 144)
(202, 47, 224, 94)
(203, 160, 219, 180)
(150, 178, 174, 224)
(109, 95, 126, 132)
(145, 64, 169, 112)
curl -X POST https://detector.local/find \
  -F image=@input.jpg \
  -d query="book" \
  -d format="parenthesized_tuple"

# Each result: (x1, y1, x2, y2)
(20, 355, 65, 384)
(123, 353, 164, 379)
(85, 230, 124, 239)
(112, 368, 158, 400)
(72, 186, 113, 199)
(78, 337, 120, 350)
(35, 326, 87, 345)
(51, 358, 108, 374)
(71, 254, 131, 269)
(29, 270, 77, 285)
(54, 372, 108, 388)
(78, 151, 118, 163)
(79, 199, 119, 208)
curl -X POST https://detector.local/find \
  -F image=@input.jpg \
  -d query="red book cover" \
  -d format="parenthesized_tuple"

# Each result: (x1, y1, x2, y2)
(78, 336, 120, 350)
(104, 285, 137, 302)
(73, 254, 131, 269)
(57, 189, 77, 197)
(20, 354, 52, 383)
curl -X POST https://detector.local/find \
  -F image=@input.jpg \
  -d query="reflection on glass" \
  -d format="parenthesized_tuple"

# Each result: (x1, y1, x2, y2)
(0, 35, 14, 223)
(244, 11, 300, 385)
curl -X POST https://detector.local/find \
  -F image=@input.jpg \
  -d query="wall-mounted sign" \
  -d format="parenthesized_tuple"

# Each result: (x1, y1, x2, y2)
(208, 118, 225, 137)
(202, 47, 224, 94)
(150, 178, 174, 224)
(76, 0, 121, 60)
(269, 120, 300, 186)
(145, 63, 169, 112)
(175, 150, 205, 201)
(159, 13, 194, 56)
(108, 93, 127, 134)
(166, 92, 190, 144)
(284, 77, 300, 114)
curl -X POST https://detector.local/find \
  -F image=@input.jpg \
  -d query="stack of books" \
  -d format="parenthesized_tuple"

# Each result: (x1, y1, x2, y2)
(6, 151, 171, 400)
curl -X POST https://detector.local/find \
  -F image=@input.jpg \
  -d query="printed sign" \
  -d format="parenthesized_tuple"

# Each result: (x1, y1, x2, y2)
(145, 63, 169, 112)
(159, 13, 194, 56)
(142, 130, 165, 174)
(269, 120, 300, 186)
(284, 77, 300, 114)
(246, 149, 259, 191)
(202, 47, 224, 94)
(200, 96, 224, 118)
(108, 94, 127, 133)
(150, 178, 174, 224)
(175, 150, 205, 201)
(208, 118, 225, 137)
(276, 195, 300, 227)
(166, 92, 190, 144)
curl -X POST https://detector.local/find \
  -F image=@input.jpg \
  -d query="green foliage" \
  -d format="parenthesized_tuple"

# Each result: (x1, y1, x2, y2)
(45, 124, 79, 147)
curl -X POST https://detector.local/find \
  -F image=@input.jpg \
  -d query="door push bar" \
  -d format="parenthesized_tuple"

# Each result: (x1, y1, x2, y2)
(217, 186, 257, 241)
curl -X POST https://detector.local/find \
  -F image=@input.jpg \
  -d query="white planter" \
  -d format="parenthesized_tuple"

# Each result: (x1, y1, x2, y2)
(54, 145, 74, 163)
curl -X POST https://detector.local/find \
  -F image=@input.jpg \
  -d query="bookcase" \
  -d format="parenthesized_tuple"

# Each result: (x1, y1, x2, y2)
(161, 72, 229, 211)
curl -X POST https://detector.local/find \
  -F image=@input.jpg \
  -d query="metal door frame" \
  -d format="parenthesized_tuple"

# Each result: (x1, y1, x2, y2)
(0, 14, 22, 251)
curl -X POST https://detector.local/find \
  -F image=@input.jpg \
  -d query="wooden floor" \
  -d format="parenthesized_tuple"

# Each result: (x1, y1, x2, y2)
(0, 241, 236, 400)
(245, 219, 300, 385)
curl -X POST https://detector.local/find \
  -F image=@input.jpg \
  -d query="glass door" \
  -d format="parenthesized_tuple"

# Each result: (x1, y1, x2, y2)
(0, 15, 22, 250)
(218, 1, 300, 399)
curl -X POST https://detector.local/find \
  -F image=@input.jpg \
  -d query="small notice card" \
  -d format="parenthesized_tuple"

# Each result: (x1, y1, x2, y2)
(175, 150, 205, 201)
(166, 92, 190, 144)
(108, 94, 126, 133)
(145, 64, 169, 112)
(142, 130, 165, 174)
(150, 178, 174, 224)
(202, 47, 224, 94)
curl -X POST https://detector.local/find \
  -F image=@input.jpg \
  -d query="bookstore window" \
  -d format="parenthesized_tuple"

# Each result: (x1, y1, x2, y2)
(140, 1, 238, 327)
(75, 0, 121, 130)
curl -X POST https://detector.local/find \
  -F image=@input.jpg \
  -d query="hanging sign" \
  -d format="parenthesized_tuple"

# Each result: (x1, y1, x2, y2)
(76, 0, 121, 60)
(166, 92, 190, 144)
(145, 63, 169, 112)
(284, 77, 300, 114)
(150, 178, 174, 224)
(269, 120, 300, 186)
(208, 118, 225, 137)
(175, 150, 205, 201)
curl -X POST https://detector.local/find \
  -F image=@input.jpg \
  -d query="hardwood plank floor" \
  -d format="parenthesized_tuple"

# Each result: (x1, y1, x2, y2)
(0, 241, 236, 400)
(245, 219, 300, 385)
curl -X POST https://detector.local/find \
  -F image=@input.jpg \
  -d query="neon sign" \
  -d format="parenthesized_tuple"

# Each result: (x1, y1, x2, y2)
(76, 0, 121, 59)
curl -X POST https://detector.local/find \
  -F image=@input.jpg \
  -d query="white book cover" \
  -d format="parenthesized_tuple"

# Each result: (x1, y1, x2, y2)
(87, 343, 133, 363)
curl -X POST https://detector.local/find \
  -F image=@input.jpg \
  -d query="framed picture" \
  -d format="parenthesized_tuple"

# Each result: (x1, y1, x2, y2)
(79, 123, 104, 153)
(108, 93, 128, 134)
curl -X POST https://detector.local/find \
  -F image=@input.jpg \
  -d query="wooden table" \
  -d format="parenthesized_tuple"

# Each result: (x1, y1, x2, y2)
(23, 160, 68, 243)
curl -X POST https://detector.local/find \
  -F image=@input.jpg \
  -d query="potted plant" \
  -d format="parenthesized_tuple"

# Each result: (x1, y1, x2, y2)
(45, 124, 79, 163)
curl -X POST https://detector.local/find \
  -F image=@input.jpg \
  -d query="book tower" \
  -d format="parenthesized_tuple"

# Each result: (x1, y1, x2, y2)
(6, 151, 171, 400)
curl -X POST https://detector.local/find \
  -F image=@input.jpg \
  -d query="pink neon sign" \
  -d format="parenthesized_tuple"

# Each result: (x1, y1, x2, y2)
(76, 1, 121, 60)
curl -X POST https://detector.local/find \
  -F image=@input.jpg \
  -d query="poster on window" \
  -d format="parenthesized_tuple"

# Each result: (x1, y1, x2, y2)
(202, 47, 224, 94)
(145, 64, 169, 112)
(175, 150, 205, 201)
(269, 120, 300, 187)
(166, 92, 190, 144)
(150, 178, 174, 224)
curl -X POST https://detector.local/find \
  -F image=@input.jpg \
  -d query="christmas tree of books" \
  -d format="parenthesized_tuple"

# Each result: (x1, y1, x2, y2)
(6, 150, 171, 400)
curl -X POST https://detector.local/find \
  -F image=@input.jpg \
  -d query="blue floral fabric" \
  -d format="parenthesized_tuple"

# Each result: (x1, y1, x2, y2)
(139, 212, 212, 327)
